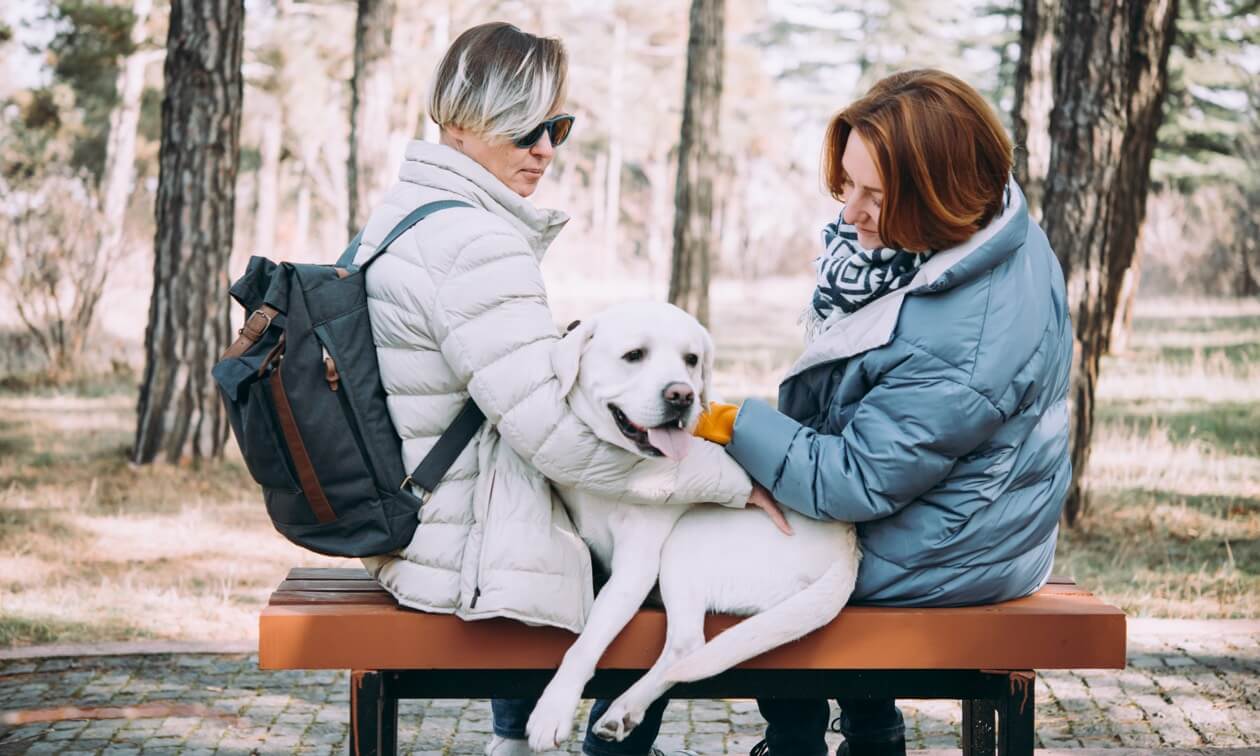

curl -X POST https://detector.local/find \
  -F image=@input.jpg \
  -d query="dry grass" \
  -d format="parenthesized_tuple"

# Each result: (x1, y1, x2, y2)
(0, 394, 350, 646)
(0, 283, 1256, 648)
(1059, 298, 1260, 617)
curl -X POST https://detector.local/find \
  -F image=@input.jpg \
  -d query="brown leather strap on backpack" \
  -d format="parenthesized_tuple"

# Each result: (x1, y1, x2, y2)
(221, 305, 281, 360)
(257, 332, 286, 378)
(268, 365, 337, 524)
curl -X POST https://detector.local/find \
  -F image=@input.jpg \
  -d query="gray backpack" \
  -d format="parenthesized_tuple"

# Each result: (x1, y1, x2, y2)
(212, 201, 482, 556)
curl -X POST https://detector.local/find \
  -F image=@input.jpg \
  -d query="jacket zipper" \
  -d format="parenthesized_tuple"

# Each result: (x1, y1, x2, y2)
(470, 470, 496, 609)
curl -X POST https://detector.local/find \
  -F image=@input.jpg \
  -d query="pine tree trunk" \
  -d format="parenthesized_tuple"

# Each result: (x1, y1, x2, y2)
(293, 165, 312, 257)
(423, 6, 449, 144)
(1240, 233, 1260, 296)
(347, 0, 396, 238)
(100, 0, 155, 262)
(386, 9, 424, 172)
(255, 103, 283, 255)
(648, 154, 672, 279)
(133, 0, 244, 464)
(1236, 187, 1260, 296)
(1011, 0, 1055, 220)
(1110, 235, 1142, 355)
(669, 0, 725, 327)
(1041, 0, 1177, 526)
(603, 19, 627, 276)
(592, 151, 607, 244)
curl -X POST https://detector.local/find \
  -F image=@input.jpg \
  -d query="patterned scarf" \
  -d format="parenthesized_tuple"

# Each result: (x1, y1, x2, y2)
(810, 214, 932, 322)
(803, 183, 1013, 343)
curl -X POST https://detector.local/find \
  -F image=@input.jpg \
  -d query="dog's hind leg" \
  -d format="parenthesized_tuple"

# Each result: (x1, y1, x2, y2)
(592, 570, 708, 742)
(664, 559, 857, 685)
(526, 529, 669, 751)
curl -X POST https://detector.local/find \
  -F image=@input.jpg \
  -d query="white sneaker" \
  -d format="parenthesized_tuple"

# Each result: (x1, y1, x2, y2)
(649, 749, 701, 756)
(486, 734, 534, 756)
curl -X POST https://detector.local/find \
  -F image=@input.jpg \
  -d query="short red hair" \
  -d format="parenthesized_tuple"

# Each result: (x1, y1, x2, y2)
(824, 69, 1013, 252)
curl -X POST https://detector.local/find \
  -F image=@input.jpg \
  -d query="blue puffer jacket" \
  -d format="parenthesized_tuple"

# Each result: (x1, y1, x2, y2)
(727, 181, 1072, 607)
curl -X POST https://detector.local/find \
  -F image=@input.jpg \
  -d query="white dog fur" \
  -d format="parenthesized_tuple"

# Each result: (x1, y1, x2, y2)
(524, 302, 860, 751)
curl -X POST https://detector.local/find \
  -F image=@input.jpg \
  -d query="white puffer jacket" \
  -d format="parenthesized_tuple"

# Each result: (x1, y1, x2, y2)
(356, 141, 752, 632)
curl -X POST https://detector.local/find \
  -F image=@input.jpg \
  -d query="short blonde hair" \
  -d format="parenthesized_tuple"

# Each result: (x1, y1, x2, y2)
(824, 69, 1013, 251)
(428, 22, 567, 142)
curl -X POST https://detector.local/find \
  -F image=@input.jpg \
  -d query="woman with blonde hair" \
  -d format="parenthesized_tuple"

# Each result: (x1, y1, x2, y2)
(685, 69, 1072, 755)
(353, 21, 755, 756)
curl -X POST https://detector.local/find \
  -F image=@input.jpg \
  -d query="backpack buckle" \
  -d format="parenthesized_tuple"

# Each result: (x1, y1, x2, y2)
(240, 308, 275, 340)
(221, 306, 278, 361)
(401, 475, 431, 504)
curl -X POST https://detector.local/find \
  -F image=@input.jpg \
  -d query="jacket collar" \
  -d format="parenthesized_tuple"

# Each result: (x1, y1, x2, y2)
(785, 179, 1028, 379)
(397, 140, 569, 258)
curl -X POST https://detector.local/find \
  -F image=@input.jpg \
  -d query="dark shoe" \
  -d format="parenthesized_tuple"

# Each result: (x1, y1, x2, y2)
(835, 737, 906, 756)
(749, 740, 770, 756)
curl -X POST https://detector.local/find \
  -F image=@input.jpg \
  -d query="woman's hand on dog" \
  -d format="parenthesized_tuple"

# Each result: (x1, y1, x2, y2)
(750, 482, 793, 535)
(692, 402, 791, 534)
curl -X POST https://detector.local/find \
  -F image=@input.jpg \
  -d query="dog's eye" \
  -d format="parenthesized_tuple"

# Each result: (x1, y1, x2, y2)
(622, 348, 645, 363)
(684, 353, 699, 367)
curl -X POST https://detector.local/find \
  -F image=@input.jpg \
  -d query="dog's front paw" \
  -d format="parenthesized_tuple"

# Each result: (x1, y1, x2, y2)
(592, 700, 643, 742)
(526, 688, 579, 751)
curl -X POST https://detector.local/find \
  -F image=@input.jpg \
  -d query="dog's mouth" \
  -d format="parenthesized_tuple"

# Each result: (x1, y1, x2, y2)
(608, 404, 693, 460)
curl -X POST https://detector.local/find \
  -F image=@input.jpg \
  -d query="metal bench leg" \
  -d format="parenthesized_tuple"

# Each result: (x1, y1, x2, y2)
(962, 698, 995, 756)
(351, 670, 398, 755)
(381, 678, 398, 754)
(996, 671, 1035, 756)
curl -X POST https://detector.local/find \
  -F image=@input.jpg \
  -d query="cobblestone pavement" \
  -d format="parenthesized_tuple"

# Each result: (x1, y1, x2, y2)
(0, 621, 1256, 755)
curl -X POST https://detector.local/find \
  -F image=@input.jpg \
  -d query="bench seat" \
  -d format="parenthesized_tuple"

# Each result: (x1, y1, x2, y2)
(258, 567, 1126, 755)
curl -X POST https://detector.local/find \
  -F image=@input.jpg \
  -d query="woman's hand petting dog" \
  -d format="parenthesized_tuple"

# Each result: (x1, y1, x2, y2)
(750, 482, 793, 536)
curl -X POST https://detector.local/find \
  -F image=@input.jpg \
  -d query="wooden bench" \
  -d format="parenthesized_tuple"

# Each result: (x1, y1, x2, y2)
(260, 567, 1126, 756)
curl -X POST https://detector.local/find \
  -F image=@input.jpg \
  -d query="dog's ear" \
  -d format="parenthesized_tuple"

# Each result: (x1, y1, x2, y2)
(699, 327, 717, 408)
(552, 319, 595, 396)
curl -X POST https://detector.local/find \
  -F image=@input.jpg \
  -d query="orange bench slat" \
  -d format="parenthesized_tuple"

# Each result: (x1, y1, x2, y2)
(259, 570, 1126, 672)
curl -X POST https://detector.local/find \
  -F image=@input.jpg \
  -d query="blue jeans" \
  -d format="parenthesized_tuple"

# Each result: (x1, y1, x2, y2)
(491, 697, 672, 756)
(491, 696, 903, 755)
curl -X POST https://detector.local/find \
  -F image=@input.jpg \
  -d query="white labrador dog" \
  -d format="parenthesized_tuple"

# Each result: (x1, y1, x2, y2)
(525, 302, 860, 751)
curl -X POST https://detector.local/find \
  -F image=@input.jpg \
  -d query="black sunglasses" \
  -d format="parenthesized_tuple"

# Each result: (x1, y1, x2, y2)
(514, 114, 576, 149)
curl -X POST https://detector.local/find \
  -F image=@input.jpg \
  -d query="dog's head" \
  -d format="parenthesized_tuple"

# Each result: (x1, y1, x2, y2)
(551, 302, 715, 460)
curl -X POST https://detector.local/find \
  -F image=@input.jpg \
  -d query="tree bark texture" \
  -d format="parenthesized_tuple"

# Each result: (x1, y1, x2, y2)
(669, 0, 725, 327)
(255, 102, 283, 255)
(648, 155, 672, 277)
(1041, 0, 1178, 526)
(1011, 0, 1055, 220)
(1239, 218, 1260, 296)
(423, 4, 449, 144)
(133, 0, 244, 464)
(347, 0, 396, 238)
(293, 163, 312, 257)
(1109, 245, 1141, 354)
(100, 0, 156, 263)
(603, 18, 627, 275)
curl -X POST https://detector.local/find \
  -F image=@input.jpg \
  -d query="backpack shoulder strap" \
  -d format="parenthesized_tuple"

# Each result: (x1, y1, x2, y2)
(406, 398, 486, 496)
(337, 199, 474, 271)
(334, 230, 365, 269)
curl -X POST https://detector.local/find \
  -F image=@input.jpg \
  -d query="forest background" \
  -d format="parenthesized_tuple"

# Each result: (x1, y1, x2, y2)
(0, 0, 1257, 646)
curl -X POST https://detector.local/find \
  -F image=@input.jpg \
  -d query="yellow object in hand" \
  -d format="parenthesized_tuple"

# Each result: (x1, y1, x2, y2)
(692, 402, 740, 445)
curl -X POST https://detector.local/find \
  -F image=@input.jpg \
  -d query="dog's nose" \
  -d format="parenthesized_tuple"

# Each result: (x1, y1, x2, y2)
(662, 382, 695, 409)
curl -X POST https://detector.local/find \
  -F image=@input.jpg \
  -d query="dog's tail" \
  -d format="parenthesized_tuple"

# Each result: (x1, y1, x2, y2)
(663, 560, 856, 684)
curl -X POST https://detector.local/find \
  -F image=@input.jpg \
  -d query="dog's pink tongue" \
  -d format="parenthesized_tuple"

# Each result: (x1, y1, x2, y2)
(646, 426, 693, 460)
